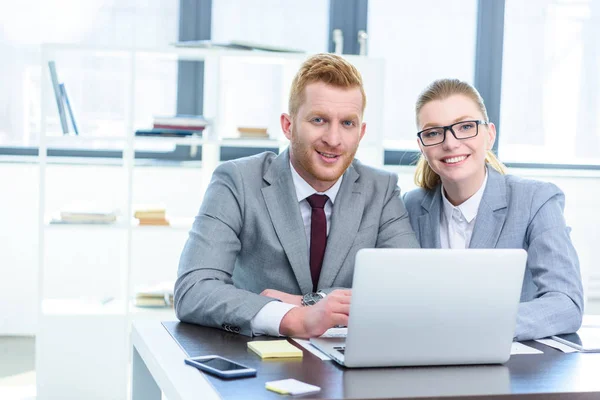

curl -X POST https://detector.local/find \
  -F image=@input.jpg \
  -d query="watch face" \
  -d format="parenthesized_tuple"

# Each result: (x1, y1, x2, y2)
(302, 293, 321, 306)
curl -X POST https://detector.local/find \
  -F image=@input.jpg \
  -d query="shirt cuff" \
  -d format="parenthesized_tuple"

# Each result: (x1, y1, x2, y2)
(250, 301, 297, 337)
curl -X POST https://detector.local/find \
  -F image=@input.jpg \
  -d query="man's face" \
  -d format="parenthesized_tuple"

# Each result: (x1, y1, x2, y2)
(281, 82, 366, 192)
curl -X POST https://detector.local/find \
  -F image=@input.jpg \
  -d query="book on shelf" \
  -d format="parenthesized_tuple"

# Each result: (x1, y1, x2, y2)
(133, 281, 174, 308)
(51, 206, 119, 224)
(60, 83, 79, 135)
(134, 205, 169, 226)
(172, 40, 305, 53)
(153, 114, 210, 128)
(48, 61, 69, 134)
(138, 218, 170, 226)
(135, 129, 200, 138)
(151, 124, 206, 132)
(50, 215, 117, 224)
(237, 126, 269, 139)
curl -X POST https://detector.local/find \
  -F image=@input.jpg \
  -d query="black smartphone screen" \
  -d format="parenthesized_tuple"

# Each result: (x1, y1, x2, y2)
(197, 357, 249, 371)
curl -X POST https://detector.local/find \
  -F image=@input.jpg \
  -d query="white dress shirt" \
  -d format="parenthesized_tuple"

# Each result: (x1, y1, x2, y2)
(250, 162, 343, 336)
(440, 172, 488, 249)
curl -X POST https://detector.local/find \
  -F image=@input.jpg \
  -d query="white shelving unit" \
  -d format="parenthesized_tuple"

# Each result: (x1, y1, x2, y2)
(36, 43, 385, 400)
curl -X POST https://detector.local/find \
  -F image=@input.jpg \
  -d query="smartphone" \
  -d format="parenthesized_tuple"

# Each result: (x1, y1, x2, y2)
(184, 355, 257, 379)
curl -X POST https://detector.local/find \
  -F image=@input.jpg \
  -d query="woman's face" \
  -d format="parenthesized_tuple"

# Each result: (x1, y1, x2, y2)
(417, 94, 496, 187)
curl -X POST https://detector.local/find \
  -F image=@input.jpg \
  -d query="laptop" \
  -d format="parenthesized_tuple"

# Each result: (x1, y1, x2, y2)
(310, 248, 527, 368)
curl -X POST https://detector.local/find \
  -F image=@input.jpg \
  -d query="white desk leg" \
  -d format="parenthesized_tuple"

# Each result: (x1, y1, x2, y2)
(132, 346, 161, 400)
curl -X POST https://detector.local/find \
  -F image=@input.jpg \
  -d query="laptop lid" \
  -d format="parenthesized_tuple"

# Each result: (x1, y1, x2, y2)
(341, 248, 527, 368)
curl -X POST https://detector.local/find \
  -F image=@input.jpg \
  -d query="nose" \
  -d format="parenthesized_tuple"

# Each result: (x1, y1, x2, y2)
(322, 122, 342, 147)
(441, 127, 460, 151)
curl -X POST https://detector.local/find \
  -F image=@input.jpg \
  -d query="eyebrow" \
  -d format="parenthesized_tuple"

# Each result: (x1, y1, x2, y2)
(422, 115, 476, 130)
(308, 111, 361, 121)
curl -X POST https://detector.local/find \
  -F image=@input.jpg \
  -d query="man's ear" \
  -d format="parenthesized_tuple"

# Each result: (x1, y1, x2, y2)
(359, 122, 366, 141)
(281, 113, 293, 140)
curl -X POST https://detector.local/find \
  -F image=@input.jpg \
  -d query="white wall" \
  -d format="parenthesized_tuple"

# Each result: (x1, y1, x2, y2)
(1, 160, 599, 335)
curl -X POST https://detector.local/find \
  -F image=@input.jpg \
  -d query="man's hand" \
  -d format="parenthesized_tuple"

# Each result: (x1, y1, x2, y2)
(260, 289, 302, 306)
(278, 289, 351, 338)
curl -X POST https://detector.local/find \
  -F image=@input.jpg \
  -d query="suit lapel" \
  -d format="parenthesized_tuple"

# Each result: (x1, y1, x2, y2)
(318, 164, 364, 289)
(470, 167, 508, 249)
(261, 149, 313, 294)
(418, 186, 442, 248)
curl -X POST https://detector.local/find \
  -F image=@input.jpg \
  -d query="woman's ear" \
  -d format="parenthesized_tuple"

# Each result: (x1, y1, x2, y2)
(486, 122, 497, 150)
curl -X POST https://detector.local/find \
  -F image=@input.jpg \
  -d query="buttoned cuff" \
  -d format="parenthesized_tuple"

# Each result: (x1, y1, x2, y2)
(250, 301, 297, 337)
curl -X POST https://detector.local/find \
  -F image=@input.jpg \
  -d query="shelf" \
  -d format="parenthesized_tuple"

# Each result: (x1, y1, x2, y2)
(45, 219, 127, 229)
(43, 135, 127, 146)
(42, 43, 309, 64)
(134, 135, 206, 146)
(133, 217, 194, 231)
(42, 298, 125, 316)
(219, 138, 284, 148)
(44, 217, 194, 231)
(41, 134, 285, 149)
(42, 298, 176, 319)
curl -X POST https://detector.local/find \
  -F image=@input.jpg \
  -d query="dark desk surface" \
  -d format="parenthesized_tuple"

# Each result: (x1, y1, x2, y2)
(163, 321, 600, 400)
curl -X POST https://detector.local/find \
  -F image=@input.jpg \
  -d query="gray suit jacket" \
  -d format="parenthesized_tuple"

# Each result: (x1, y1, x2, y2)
(175, 149, 419, 336)
(403, 167, 583, 341)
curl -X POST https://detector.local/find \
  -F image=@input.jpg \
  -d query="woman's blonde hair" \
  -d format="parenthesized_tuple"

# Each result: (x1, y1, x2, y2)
(414, 78, 507, 190)
(288, 53, 366, 118)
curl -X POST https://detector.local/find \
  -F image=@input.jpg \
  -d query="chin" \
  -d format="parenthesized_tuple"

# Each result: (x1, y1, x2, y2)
(313, 168, 344, 183)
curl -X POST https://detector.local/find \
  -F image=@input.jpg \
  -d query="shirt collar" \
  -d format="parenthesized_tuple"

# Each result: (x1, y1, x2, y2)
(441, 169, 488, 223)
(290, 161, 343, 204)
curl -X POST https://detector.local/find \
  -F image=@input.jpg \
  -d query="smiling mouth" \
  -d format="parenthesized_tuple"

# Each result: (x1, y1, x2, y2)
(317, 150, 340, 159)
(441, 155, 469, 164)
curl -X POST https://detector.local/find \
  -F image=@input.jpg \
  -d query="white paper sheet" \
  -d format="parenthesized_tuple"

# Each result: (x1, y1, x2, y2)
(291, 338, 331, 360)
(321, 327, 348, 338)
(290, 338, 542, 360)
(535, 338, 579, 353)
(511, 342, 543, 355)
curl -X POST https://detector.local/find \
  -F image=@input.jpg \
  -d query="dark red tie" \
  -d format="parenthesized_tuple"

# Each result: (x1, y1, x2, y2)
(306, 194, 329, 292)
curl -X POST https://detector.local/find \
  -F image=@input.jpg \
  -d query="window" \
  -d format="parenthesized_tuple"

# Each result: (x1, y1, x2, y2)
(500, 0, 600, 166)
(367, 0, 479, 151)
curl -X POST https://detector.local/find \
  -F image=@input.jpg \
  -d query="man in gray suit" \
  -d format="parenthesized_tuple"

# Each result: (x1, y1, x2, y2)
(175, 54, 419, 338)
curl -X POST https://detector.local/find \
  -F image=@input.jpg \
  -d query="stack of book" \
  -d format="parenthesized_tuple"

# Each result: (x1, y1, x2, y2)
(134, 206, 169, 226)
(51, 206, 118, 224)
(133, 281, 174, 308)
(135, 115, 209, 137)
(238, 126, 269, 139)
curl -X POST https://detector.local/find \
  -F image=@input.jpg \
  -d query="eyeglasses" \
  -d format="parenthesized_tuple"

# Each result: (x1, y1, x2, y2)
(417, 120, 488, 147)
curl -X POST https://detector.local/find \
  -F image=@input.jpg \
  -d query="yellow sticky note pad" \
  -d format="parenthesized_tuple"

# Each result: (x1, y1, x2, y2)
(266, 379, 320, 395)
(247, 340, 303, 359)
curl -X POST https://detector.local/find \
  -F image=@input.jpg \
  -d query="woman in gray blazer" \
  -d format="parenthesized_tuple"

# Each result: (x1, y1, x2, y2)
(403, 78, 583, 341)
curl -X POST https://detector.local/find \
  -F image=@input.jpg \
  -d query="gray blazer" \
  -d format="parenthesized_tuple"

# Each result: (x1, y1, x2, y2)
(403, 167, 583, 341)
(175, 149, 419, 336)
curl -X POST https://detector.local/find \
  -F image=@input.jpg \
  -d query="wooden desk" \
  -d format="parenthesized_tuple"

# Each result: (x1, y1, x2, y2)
(131, 317, 600, 400)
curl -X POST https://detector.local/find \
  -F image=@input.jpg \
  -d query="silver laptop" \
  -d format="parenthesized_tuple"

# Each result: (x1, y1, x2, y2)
(310, 249, 527, 368)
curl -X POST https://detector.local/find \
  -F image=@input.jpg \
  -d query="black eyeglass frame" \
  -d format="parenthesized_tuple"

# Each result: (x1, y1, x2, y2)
(416, 120, 489, 147)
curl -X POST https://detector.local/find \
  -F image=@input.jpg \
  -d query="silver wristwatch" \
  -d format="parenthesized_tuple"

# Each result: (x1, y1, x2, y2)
(301, 291, 326, 306)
